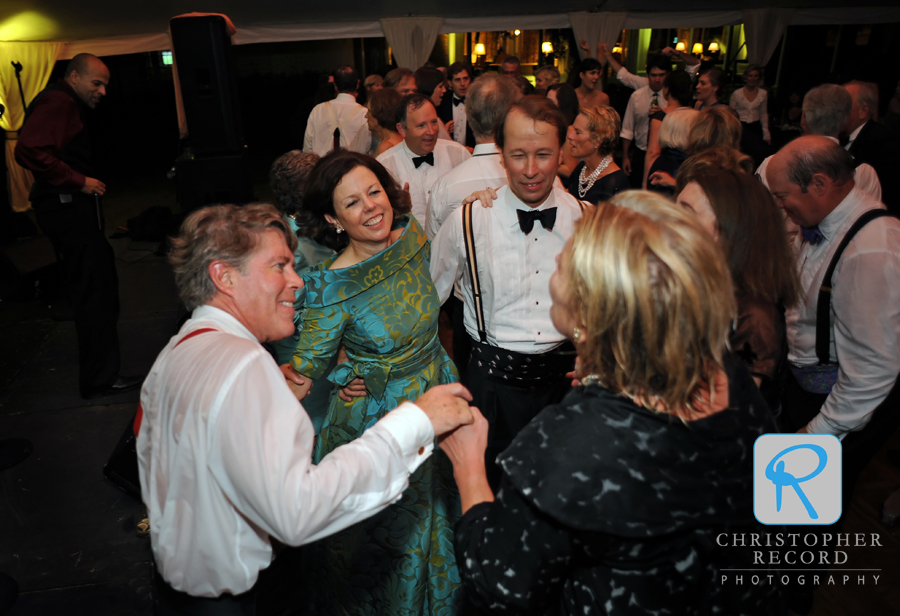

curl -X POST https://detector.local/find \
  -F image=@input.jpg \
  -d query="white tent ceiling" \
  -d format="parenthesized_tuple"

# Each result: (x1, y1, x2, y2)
(1, 1, 899, 59)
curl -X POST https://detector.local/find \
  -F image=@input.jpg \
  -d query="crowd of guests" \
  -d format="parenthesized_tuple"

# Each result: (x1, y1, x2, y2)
(139, 46, 900, 616)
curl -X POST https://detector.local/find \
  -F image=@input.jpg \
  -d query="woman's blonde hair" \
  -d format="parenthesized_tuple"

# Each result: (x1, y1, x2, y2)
(579, 105, 621, 157)
(687, 105, 742, 154)
(658, 108, 698, 151)
(566, 191, 736, 418)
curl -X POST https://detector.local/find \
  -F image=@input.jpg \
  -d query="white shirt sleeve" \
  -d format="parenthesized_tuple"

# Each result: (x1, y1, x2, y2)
(807, 241, 900, 437)
(686, 63, 700, 78)
(208, 355, 435, 547)
(426, 180, 444, 240)
(429, 209, 464, 304)
(616, 67, 649, 91)
(854, 164, 882, 203)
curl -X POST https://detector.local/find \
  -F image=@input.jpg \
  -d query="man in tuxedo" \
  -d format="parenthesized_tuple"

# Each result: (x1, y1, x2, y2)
(437, 62, 476, 148)
(377, 94, 470, 225)
(844, 80, 900, 213)
(430, 96, 582, 489)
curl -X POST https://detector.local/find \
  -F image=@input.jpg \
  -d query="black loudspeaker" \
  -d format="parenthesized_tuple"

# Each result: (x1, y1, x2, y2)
(170, 15, 244, 156)
(175, 150, 254, 214)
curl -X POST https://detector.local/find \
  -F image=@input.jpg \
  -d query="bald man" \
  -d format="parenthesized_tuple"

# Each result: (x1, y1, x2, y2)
(768, 136, 900, 503)
(16, 53, 142, 399)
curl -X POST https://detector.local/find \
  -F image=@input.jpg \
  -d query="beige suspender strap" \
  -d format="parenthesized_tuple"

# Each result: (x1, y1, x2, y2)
(462, 202, 488, 342)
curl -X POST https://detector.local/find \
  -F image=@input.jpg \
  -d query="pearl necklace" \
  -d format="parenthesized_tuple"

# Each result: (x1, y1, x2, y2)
(577, 154, 613, 198)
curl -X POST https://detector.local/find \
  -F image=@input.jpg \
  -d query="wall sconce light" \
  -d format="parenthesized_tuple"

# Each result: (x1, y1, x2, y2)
(692, 42, 704, 54)
(542, 41, 553, 53)
(675, 41, 686, 52)
(612, 44, 622, 55)
(474, 42, 485, 55)
(708, 41, 720, 53)
(514, 29, 521, 36)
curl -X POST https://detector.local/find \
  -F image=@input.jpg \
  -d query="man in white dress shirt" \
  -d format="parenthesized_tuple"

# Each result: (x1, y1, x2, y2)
(437, 62, 475, 148)
(599, 45, 700, 187)
(767, 137, 900, 505)
(377, 94, 470, 225)
(303, 66, 371, 156)
(137, 203, 473, 612)
(427, 73, 521, 373)
(431, 97, 582, 489)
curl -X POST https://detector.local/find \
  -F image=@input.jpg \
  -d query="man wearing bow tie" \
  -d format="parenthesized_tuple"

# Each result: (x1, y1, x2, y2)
(377, 93, 470, 225)
(430, 96, 583, 489)
(437, 62, 476, 148)
(768, 136, 900, 507)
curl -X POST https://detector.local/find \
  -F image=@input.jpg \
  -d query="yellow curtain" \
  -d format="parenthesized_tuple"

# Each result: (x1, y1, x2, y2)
(0, 41, 64, 212)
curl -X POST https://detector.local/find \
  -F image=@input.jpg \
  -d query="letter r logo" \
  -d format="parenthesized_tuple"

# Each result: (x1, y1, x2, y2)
(754, 434, 842, 525)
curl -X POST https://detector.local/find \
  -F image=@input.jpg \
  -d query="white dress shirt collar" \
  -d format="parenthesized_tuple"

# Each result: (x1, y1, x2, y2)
(472, 142, 500, 156)
(818, 186, 866, 242)
(401, 139, 427, 161)
(191, 304, 257, 341)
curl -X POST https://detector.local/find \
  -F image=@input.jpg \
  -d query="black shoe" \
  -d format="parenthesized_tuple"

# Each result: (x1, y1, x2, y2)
(82, 375, 145, 400)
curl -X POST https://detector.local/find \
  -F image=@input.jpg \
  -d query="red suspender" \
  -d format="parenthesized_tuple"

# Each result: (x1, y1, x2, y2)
(133, 328, 217, 435)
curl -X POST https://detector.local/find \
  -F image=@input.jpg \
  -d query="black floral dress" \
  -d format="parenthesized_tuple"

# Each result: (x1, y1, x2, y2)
(454, 355, 785, 615)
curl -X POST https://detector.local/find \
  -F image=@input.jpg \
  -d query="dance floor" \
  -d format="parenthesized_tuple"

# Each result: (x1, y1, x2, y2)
(1, 169, 898, 616)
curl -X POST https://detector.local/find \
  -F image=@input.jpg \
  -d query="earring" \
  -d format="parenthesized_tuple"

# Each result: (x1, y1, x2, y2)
(335, 225, 344, 234)
(572, 326, 582, 343)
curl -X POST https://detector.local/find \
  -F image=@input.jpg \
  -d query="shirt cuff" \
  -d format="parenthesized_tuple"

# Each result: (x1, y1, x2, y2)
(620, 130, 634, 141)
(806, 412, 850, 440)
(377, 401, 435, 474)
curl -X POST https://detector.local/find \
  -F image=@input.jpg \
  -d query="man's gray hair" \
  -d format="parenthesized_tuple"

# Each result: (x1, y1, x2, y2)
(784, 139, 854, 191)
(466, 74, 522, 139)
(802, 84, 852, 137)
(844, 80, 880, 121)
(269, 150, 320, 217)
(169, 203, 297, 310)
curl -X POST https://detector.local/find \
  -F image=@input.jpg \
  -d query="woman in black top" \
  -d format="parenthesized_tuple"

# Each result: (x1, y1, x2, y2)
(646, 107, 697, 196)
(564, 106, 630, 205)
(644, 70, 694, 188)
(439, 191, 785, 616)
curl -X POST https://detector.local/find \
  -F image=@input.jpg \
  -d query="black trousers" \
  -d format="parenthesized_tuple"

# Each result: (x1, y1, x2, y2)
(463, 350, 572, 491)
(628, 146, 646, 189)
(444, 294, 471, 374)
(33, 194, 121, 397)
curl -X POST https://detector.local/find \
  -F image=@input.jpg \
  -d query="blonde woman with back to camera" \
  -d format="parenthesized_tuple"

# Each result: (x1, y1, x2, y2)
(440, 190, 784, 615)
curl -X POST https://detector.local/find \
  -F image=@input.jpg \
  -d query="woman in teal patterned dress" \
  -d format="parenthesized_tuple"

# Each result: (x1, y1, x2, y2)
(284, 150, 461, 615)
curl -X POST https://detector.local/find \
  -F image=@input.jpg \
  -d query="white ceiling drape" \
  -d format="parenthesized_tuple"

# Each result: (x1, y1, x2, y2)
(380, 17, 444, 69)
(742, 8, 795, 67)
(569, 12, 628, 60)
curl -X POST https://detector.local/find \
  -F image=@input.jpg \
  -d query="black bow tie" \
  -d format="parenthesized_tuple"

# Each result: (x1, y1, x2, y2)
(801, 226, 825, 245)
(412, 152, 434, 168)
(517, 208, 557, 234)
(453, 96, 465, 106)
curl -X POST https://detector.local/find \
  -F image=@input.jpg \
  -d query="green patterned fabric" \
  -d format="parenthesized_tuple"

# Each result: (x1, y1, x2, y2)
(292, 217, 462, 615)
